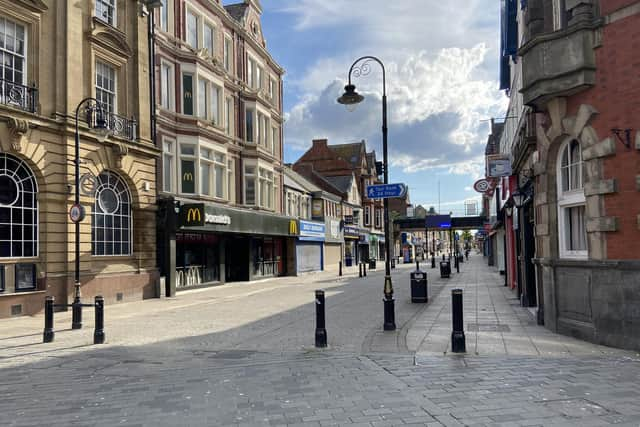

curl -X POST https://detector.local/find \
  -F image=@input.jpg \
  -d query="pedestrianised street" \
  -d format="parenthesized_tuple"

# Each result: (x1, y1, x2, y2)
(1, 256, 639, 427)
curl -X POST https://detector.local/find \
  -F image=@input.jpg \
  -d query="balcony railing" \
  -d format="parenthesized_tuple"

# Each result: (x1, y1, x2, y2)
(0, 78, 37, 113)
(87, 107, 138, 141)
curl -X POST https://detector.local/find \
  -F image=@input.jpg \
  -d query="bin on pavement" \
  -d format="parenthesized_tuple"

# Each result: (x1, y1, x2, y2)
(440, 260, 451, 278)
(410, 268, 428, 303)
(369, 259, 376, 270)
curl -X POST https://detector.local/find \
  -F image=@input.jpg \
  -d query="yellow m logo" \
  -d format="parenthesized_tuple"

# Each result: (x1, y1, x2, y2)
(289, 220, 298, 235)
(186, 208, 201, 223)
(183, 172, 193, 181)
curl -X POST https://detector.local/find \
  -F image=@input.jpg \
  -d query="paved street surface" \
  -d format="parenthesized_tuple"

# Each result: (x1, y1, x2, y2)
(1, 255, 640, 426)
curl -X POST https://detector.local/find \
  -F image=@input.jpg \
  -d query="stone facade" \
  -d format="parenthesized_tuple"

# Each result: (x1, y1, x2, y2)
(0, 0, 159, 318)
(521, 0, 640, 349)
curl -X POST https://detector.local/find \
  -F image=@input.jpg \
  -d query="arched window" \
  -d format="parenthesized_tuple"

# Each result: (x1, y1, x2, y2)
(92, 171, 132, 256)
(0, 153, 38, 258)
(557, 139, 587, 258)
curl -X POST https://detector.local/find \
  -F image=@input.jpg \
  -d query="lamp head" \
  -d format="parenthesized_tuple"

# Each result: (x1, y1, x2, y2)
(337, 84, 364, 111)
(512, 189, 526, 209)
(93, 109, 111, 142)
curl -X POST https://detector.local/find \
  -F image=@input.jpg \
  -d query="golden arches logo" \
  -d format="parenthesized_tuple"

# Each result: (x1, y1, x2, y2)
(183, 172, 194, 181)
(186, 208, 201, 223)
(289, 220, 298, 235)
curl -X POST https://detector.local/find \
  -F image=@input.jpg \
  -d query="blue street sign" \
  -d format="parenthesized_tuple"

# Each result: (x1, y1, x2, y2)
(366, 183, 407, 199)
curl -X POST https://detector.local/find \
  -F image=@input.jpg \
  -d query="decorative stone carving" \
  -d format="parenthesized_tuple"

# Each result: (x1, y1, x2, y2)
(112, 143, 128, 169)
(6, 118, 29, 152)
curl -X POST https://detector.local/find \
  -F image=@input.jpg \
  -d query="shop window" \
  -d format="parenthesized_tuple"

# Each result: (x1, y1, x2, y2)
(0, 153, 38, 258)
(15, 263, 35, 291)
(92, 171, 132, 256)
(557, 139, 587, 258)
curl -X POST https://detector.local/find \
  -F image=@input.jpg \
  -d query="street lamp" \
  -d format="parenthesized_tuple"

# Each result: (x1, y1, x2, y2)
(71, 98, 110, 329)
(338, 56, 396, 331)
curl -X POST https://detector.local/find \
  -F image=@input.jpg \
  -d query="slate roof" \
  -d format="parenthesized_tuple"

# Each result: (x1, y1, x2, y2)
(324, 175, 353, 194)
(329, 142, 365, 168)
(224, 3, 248, 22)
(283, 167, 321, 193)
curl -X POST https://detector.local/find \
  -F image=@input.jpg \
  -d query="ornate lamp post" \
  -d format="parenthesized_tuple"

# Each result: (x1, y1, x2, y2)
(337, 56, 396, 331)
(71, 98, 109, 329)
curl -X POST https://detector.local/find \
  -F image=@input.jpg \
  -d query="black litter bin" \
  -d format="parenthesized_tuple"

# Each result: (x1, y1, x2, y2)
(410, 269, 428, 303)
(440, 261, 451, 278)
(369, 259, 376, 270)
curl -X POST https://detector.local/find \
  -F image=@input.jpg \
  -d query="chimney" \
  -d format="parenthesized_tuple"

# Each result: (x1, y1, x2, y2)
(312, 138, 328, 148)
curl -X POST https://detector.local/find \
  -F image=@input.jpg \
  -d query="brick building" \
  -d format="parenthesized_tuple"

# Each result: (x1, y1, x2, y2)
(498, 0, 640, 349)
(293, 139, 385, 265)
(152, 0, 290, 292)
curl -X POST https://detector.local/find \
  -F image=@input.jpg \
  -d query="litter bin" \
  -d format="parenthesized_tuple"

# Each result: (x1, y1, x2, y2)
(369, 259, 377, 270)
(410, 269, 428, 303)
(440, 260, 451, 278)
(345, 257, 353, 267)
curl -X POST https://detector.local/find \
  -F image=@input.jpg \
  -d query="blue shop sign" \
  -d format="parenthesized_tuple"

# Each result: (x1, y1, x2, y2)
(299, 220, 325, 242)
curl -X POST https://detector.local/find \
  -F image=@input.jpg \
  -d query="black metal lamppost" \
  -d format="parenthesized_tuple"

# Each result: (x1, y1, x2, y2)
(337, 56, 396, 331)
(71, 98, 110, 329)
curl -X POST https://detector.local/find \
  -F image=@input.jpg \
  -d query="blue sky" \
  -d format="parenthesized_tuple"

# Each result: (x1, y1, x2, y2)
(255, 0, 508, 214)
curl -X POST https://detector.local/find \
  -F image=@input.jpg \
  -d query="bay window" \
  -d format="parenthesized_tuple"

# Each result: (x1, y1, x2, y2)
(162, 140, 174, 192)
(200, 148, 212, 195)
(244, 165, 256, 205)
(227, 159, 234, 203)
(245, 107, 254, 142)
(210, 85, 220, 126)
(244, 165, 273, 209)
(180, 145, 196, 194)
(224, 36, 232, 72)
(203, 22, 214, 54)
(198, 78, 207, 119)
(225, 97, 233, 135)
(214, 152, 225, 198)
(186, 10, 198, 48)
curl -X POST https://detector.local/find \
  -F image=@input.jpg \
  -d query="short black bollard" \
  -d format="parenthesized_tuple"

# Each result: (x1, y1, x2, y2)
(455, 256, 460, 273)
(391, 258, 395, 269)
(451, 289, 466, 353)
(442, 254, 445, 261)
(359, 263, 363, 278)
(431, 256, 436, 269)
(315, 290, 327, 348)
(43, 296, 55, 343)
(339, 261, 342, 277)
(94, 296, 105, 345)
(416, 260, 420, 271)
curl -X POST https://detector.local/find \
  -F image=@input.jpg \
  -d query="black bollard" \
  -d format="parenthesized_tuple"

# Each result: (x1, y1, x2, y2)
(455, 255, 460, 273)
(72, 296, 82, 330)
(451, 289, 466, 353)
(315, 290, 327, 348)
(431, 256, 436, 269)
(359, 263, 363, 278)
(339, 261, 342, 277)
(416, 260, 420, 271)
(43, 296, 55, 343)
(442, 254, 445, 261)
(94, 296, 105, 344)
(363, 262, 367, 277)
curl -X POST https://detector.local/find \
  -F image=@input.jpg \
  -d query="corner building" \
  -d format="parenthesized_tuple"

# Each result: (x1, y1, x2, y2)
(153, 0, 289, 292)
(0, 0, 158, 318)
(503, 0, 640, 349)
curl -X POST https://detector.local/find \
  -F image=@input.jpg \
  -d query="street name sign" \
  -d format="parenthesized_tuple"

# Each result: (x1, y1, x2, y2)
(366, 183, 407, 199)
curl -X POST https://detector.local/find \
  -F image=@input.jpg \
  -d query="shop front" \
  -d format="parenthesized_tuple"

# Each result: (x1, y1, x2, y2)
(324, 219, 343, 271)
(296, 220, 325, 273)
(158, 200, 297, 294)
(343, 225, 359, 266)
(358, 231, 370, 263)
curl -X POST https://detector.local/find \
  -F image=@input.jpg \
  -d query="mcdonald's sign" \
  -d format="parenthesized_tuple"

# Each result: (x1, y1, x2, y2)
(288, 219, 298, 236)
(180, 203, 205, 227)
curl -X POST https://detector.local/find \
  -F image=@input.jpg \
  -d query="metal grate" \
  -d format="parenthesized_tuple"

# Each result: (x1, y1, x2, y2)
(466, 323, 511, 332)
(11, 304, 22, 316)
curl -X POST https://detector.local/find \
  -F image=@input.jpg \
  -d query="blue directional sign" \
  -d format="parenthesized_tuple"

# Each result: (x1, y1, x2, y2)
(366, 183, 407, 199)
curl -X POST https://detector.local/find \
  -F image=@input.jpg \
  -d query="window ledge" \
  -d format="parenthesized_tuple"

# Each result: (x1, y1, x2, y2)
(0, 289, 44, 297)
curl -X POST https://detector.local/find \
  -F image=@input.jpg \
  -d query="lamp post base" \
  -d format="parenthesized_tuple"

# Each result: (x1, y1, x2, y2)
(71, 283, 82, 330)
(383, 297, 396, 331)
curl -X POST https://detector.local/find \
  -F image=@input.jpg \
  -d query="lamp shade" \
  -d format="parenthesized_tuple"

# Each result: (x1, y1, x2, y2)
(337, 84, 364, 107)
(512, 189, 526, 208)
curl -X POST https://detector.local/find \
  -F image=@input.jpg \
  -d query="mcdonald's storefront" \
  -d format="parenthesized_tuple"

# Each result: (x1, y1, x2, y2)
(158, 200, 298, 293)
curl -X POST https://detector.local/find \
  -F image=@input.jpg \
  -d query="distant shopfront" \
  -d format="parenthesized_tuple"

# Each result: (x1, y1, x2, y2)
(296, 220, 325, 273)
(158, 200, 297, 293)
(324, 219, 343, 270)
(344, 225, 360, 266)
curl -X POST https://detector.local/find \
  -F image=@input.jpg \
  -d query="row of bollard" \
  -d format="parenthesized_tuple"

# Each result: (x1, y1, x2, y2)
(43, 296, 105, 345)
(314, 287, 466, 353)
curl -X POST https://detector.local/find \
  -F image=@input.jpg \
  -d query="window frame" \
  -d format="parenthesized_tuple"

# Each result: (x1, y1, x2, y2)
(95, 0, 116, 27)
(162, 138, 175, 192)
(223, 35, 232, 72)
(179, 144, 197, 195)
(203, 21, 215, 55)
(186, 9, 199, 49)
(160, 61, 174, 110)
(92, 171, 133, 257)
(95, 60, 117, 114)
(160, 0, 169, 32)
(0, 16, 27, 87)
(556, 138, 587, 259)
